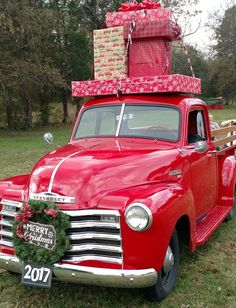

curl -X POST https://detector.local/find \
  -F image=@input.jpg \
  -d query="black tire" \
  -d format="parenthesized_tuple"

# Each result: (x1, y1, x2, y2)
(226, 191, 236, 221)
(144, 229, 179, 302)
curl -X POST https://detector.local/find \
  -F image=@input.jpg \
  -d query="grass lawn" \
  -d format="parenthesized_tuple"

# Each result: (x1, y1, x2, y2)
(0, 108, 236, 307)
(209, 105, 236, 123)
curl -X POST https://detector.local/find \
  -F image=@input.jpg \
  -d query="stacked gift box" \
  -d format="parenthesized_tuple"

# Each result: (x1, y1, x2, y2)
(105, 2, 171, 28)
(72, 0, 201, 97)
(123, 21, 174, 77)
(94, 1, 181, 79)
(93, 27, 127, 80)
(72, 74, 201, 97)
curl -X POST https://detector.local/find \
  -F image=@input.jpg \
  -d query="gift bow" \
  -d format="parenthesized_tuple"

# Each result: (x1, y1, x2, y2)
(118, 0, 139, 11)
(118, 0, 161, 12)
(140, 0, 161, 9)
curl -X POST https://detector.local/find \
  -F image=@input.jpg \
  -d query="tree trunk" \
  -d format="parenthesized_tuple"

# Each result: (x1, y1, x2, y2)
(39, 89, 50, 125)
(62, 91, 69, 123)
(24, 95, 33, 128)
(6, 104, 13, 130)
(76, 101, 81, 116)
(39, 95, 50, 126)
(0, 79, 13, 129)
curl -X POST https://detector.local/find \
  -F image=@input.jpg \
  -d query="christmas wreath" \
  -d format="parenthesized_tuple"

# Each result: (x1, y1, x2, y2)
(12, 200, 70, 266)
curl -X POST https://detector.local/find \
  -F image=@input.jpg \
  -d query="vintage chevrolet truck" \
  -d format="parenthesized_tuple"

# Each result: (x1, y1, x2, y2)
(0, 94, 236, 301)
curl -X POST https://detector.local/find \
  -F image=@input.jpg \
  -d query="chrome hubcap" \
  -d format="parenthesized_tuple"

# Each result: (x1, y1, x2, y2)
(163, 246, 174, 275)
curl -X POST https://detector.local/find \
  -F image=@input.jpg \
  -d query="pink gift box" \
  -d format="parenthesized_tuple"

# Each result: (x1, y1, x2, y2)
(128, 39, 172, 77)
(106, 8, 174, 28)
(72, 74, 201, 97)
(123, 20, 181, 41)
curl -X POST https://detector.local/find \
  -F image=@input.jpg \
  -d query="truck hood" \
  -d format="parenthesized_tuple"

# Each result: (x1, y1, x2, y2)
(29, 138, 182, 208)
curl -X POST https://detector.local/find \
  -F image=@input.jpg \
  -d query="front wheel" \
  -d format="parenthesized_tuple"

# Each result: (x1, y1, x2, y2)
(144, 229, 179, 302)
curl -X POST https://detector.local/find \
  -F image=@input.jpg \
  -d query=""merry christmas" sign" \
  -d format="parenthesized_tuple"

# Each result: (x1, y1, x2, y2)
(22, 221, 56, 251)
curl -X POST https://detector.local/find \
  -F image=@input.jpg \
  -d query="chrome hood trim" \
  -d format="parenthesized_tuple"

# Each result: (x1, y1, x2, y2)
(29, 192, 75, 204)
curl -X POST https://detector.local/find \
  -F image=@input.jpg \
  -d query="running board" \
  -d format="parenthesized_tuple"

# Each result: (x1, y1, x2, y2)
(196, 206, 231, 247)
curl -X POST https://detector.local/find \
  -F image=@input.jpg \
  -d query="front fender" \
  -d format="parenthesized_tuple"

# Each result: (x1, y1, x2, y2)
(98, 182, 195, 272)
(0, 174, 30, 201)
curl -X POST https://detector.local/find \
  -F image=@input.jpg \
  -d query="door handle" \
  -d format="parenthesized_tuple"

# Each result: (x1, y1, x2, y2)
(207, 150, 217, 156)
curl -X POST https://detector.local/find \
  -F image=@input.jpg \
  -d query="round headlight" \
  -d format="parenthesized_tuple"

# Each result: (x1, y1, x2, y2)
(125, 203, 153, 232)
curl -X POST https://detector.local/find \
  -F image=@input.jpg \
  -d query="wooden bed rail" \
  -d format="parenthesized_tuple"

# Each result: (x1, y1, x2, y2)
(211, 125, 236, 148)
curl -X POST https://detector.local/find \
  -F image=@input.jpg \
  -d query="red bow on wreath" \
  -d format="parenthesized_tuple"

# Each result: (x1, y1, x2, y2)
(44, 208, 58, 218)
(118, 0, 161, 12)
(15, 204, 33, 239)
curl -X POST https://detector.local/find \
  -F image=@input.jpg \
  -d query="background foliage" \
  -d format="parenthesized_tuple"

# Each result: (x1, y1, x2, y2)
(0, 0, 236, 130)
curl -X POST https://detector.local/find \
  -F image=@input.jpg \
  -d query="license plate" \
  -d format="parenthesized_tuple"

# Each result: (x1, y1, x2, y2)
(21, 262, 52, 288)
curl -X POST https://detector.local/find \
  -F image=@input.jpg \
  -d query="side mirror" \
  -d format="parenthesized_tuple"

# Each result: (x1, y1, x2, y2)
(43, 132, 54, 145)
(194, 141, 208, 153)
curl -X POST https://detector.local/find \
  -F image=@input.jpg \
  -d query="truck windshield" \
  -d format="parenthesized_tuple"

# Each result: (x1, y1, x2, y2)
(75, 104, 180, 142)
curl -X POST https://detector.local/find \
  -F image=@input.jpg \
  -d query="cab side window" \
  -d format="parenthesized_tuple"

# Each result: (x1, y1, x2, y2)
(188, 110, 207, 144)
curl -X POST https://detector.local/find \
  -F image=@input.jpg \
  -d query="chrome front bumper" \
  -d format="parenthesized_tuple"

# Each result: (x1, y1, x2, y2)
(0, 253, 157, 288)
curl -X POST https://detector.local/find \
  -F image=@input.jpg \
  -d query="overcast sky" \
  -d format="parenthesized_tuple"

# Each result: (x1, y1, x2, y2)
(183, 0, 225, 51)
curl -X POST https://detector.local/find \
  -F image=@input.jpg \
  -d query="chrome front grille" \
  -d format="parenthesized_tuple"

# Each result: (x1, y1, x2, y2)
(62, 210, 123, 264)
(0, 199, 23, 248)
(0, 200, 123, 265)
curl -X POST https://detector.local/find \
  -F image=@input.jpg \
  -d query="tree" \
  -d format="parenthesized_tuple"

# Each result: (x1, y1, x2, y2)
(0, 0, 65, 128)
(0, 0, 202, 129)
(78, 0, 124, 31)
(45, 0, 92, 123)
(210, 4, 236, 102)
(162, 0, 198, 15)
(172, 43, 210, 97)
(0, 0, 94, 127)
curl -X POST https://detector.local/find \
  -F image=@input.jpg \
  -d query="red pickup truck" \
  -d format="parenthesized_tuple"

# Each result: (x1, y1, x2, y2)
(0, 94, 235, 301)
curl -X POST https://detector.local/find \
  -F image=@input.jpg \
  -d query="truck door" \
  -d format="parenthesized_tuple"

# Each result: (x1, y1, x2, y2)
(187, 109, 217, 217)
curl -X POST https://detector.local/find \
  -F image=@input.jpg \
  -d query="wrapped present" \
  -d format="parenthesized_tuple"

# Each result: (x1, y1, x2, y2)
(118, 0, 161, 11)
(106, 7, 174, 28)
(72, 74, 201, 97)
(93, 27, 127, 80)
(128, 38, 172, 77)
(123, 20, 181, 40)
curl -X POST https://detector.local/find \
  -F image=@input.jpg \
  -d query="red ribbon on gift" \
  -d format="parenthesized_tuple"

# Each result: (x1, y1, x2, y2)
(118, 0, 161, 12)
(140, 0, 161, 9)
(118, 1, 139, 12)
(15, 204, 33, 239)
